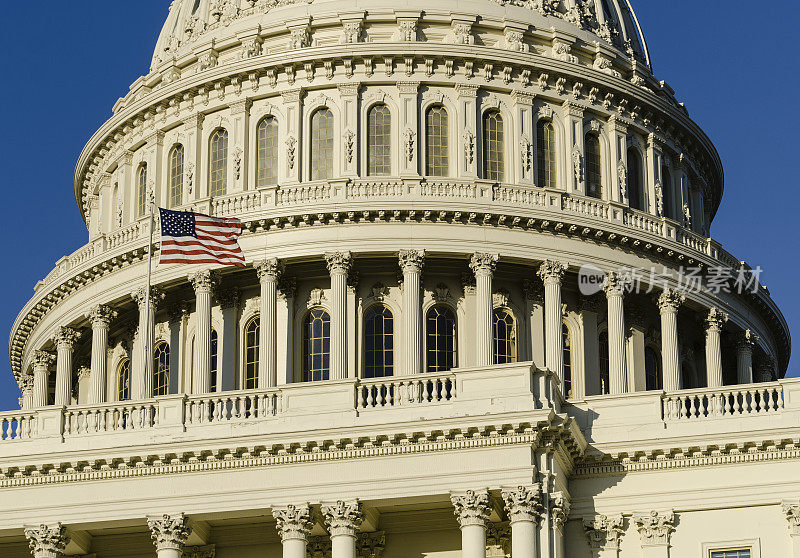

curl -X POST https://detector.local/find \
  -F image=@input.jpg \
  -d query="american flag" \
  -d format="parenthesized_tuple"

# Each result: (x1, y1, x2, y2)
(158, 208, 245, 267)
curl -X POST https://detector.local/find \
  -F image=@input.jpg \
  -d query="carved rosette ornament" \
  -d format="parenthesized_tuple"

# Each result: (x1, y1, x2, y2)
(705, 307, 729, 333)
(501, 485, 543, 524)
(537, 260, 568, 286)
(273, 503, 313, 542)
(657, 289, 685, 313)
(321, 500, 363, 537)
(469, 253, 499, 278)
(782, 502, 800, 536)
(398, 250, 425, 273)
(53, 327, 81, 350)
(583, 514, 625, 551)
(549, 491, 570, 530)
(24, 523, 69, 558)
(147, 513, 192, 552)
(325, 252, 353, 276)
(451, 490, 491, 529)
(254, 258, 283, 283)
(189, 269, 218, 294)
(634, 510, 675, 546)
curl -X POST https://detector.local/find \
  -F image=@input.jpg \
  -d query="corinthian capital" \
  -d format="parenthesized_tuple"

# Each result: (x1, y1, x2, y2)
(321, 500, 363, 537)
(603, 272, 627, 297)
(501, 485, 543, 524)
(132, 286, 165, 311)
(88, 304, 117, 328)
(325, 252, 353, 275)
(33, 350, 55, 369)
(469, 253, 499, 277)
(398, 249, 425, 273)
(537, 260, 568, 284)
(148, 513, 192, 552)
(189, 270, 218, 293)
(584, 514, 625, 551)
(254, 258, 283, 283)
(705, 307, 728, 333)
(550, 491, 570, 530)
(657, 289, 685, 313)
(634, 510, 675, 546)
(783, 501, 800, 536)
(273, 503, 313, 542)
(53, 327, 81, 350)
(24, 523, 69, 557)
(451, 489, 491, 529)
(736, 330, 759, 352)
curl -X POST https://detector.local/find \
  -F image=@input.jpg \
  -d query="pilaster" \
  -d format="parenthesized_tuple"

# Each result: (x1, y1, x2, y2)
(634, 511, 675, 558)
(584, 514, 625, 558)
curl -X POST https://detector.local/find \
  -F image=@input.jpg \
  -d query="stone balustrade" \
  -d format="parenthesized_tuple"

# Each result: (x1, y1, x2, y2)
(663, 382, 785, 421)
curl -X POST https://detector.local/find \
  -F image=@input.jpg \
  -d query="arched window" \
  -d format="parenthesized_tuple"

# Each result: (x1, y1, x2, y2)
(304, 309, 331, 382)
(645, 346, 662, 391)
(367, 104, 391, 176)
(493, 308, 517, 365)
(168, 144, 184, 208)
(483, 110, 504, 181)
(364, 305, 394, 378)
(563, 323, 573, 399)
(627, 147, 644, 211)
(117, 359, 131, 401)
(426, 305, 456, 373)
(661, 165, 673, 220)
(210, 329, 218, 392)
(209, 128, 229, 197)
(137, 163, 148, 217)
(599, 331, 610, 395)
(311, 108, 334, 180)
(153, 342, 170, 396)
(256, 116, 278, 187)
(244, 317, 259, 390)
(585, 133, 603, 199)
(537, 120, 557, 189)
(425, 106, 449, 176)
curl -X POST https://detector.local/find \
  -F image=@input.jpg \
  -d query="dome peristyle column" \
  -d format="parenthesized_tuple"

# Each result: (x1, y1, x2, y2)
(705, 308, 728, 388)
(470, 254, 499, 367)
(32, 350, 55, 408)
(87, 304, 117, 404)
(325, 252, 352, 380)
(657, 289, 684, 392)
(190, 270, 217, 394)
(399, 250, 425, 375)
(255, 259, 282, 388)
(131, 286, 165, 400)
(604, 273, 628, 394)
(53, 327, 81, 406)
(736, 330, 757, 385)
(538, 260, 568, 386)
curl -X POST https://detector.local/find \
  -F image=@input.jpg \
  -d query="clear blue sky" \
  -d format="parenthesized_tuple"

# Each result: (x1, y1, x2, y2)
(0, 2, 797, 411)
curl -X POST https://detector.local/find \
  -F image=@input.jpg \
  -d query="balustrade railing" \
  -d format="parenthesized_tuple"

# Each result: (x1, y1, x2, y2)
(0, 412, 37, 441)
(662, 383, 784, 421)
(357, 373, 456, 409)
(185, 390, 281, 424)
(64, 401, 158, 435)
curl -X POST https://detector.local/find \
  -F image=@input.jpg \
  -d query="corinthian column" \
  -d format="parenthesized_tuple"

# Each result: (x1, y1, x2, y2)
(584, 514, 625, 558)
(325, 252, 353, 380)
(399, 250, 425, 375)
(634, 511, 675, 558)
(705, 308, 728, 388)
(502, 486, 542, 558)
(53, 327, 81, 406)
(657, 289, 684, 391)
(255, 259, 282, 388)
(604, 273, 627, 394)
(736, 330, 757, 385)
(451, 490, 491, 558)
(24, 523, 69, 558)
(189, 270, 217, 394)
(87, 305, 116, 404)
(32, 350, 54, 408)
(131, 286, 165, 400)
(147, 514, 192, 558)
(273, 504, 313, 558)
(322, 500, 363, 558)
(538, 260, 568, 383)
(470, 254, 499, 367)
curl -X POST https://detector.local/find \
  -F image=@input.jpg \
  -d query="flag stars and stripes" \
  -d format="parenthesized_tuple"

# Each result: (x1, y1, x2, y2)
(158, 207, 245, 267)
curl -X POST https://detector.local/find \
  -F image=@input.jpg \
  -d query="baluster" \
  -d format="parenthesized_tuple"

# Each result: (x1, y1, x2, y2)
(687, 396, 696, 419)
(2, 418, 9, 440)
(761, 388, 769, 413)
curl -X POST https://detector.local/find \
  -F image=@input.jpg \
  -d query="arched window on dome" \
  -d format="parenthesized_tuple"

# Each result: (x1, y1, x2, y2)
(364, 305, 394, 378)
(599, 331, 610, 395)
(244, 316, 259, 390)
(425, 105, 449, 176)
(627, 147, 645, 211)
(168, 144, 184, 208)
(311, 108, 334, 181)
(256, 116, 278, 187)
(137, 163, 148, 217)
(304, 308, 331, 382)
(585, 133, 603, 199)
(209, 128, 229, 197)
(482, 110, 505, 182)
(563, 322, 574, 399)
(117, 359, 131, 402)
(153, 342, 170, 397)
(661, 165, 673, 220)
(536, 120, 557, 189)
(645, 346, 662, 391)
(493, 308, 517, 365)
(426, 305, 456, 373)
(367, 104, 392, 176)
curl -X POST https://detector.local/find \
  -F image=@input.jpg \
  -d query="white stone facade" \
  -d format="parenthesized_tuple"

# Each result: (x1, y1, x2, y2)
(1, 1, 797, 557)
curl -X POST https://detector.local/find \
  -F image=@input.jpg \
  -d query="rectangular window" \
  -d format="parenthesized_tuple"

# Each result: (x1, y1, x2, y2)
(711, 550, 751, 558)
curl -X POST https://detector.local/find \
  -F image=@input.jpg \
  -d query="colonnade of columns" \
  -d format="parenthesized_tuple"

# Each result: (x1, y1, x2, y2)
(22, 253, 773, 409)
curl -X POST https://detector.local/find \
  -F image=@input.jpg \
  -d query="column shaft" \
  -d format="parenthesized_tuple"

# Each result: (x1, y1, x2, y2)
(539, 261, 567, 384)
(190, 271, 216, 394)
(326, 253, 352, 380)
(322, 500, 362, 558)
(736, 332, 756, 385)
(471, 254, 498, 367)
(461, 524, 487, 558)
(255, 260, 281, 388)
(511, 520, 538, 558)
(88, 305, 115, 404)
(331, 534, 357, 558)
(452, 490, 491, 558)
(132, 287, 162, 400)
(605, 274, 627, 394)
(282, 539, 306, 558)
(658, 289, 684, 392)
(399, 250, 425, 375)
(32, 352, 52, 408)
(705, 308, 728, 388)
(54, 328, 80, 406)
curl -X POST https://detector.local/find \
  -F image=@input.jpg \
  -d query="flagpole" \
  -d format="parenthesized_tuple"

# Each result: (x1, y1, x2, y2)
(143, 190, 156, 396)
